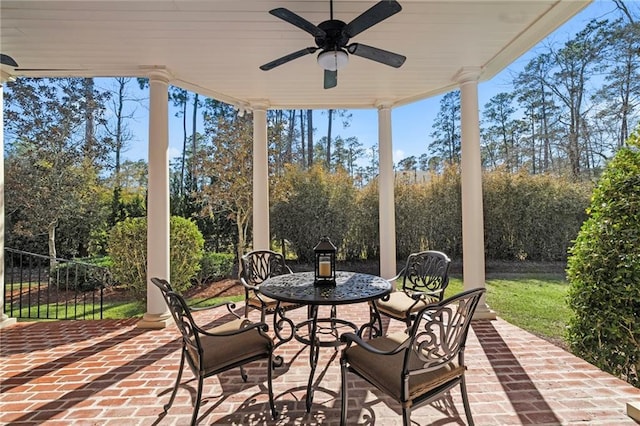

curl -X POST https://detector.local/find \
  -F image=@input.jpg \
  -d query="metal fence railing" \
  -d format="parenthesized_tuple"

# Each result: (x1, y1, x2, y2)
(4, 248, 112, 320)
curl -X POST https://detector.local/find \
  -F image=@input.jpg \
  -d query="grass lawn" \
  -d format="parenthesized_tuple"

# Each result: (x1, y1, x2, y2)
(445, 276, 571, 347)
(12, 275, 572, 348)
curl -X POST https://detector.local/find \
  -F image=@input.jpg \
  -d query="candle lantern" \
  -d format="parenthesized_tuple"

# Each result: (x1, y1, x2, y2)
(314, 236, 336, 286)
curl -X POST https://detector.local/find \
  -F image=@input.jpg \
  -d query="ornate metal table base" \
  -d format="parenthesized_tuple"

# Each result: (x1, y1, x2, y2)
(260, 271, 392, 412)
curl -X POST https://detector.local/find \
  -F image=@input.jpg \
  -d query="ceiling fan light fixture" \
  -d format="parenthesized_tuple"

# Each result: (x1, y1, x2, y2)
(317, 49, 348, 71)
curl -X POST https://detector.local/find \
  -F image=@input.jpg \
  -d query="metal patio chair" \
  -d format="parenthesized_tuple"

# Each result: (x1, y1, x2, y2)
(372, 250, 451, 333)
(340, 287, 485, 426)
(151, 277, 276, 425)
(240, 250, 305, 322)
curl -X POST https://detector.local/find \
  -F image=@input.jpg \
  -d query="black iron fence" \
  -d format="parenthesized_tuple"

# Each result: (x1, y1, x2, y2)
(4, 248, 112, 320)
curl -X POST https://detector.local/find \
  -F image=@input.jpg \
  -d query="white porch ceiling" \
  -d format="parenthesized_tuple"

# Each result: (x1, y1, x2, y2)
(1, 0, 590, 110)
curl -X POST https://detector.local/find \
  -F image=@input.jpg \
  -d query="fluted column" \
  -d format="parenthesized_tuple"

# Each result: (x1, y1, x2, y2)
(0, 74, 17, 329)
(456, 67, 495, 319)
(377, 103, 396, 279)
(138, 69, 173, 329)
(252, 103, 270, 250)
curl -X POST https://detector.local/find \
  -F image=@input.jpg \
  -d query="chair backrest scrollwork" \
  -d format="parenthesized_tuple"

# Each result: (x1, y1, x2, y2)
(402, 250, 451, 300)
(241, 250, 292, 286)
(151, 277, 203, 373)
(406, 288, 485, 373)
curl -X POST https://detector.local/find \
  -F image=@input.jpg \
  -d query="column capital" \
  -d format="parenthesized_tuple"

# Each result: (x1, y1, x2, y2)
(142, 66, 173, 84)
(0, 70, 17, 85)
(249, 100, 270, 111)
(375, 100, 394, 110)
(454, 67, 483, 85)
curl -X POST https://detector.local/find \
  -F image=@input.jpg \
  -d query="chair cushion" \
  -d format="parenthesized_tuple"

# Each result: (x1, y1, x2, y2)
(345, 331, 465, 404)
(194, 318, 272, 375)
(247, 294, 301, 312)
(375, 291, 438, 320)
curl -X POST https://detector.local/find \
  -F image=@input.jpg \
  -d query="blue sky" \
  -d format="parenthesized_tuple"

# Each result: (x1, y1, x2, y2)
(118, 0, 620, 166)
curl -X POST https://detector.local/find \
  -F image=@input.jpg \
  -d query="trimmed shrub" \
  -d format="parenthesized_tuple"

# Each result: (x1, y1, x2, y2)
(194, 252, 235, 285)
(566, 128, 640, 388)
(108, 216, 204, 296)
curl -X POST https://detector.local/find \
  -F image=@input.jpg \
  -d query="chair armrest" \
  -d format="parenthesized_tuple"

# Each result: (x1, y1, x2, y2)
(341, 332, 409, 356)
(240, 277, 260, 292)
(407, 288, 444, 301)
(196, 319, 269, 337)
(187, 300, 241, 319)
(387, 267, 406, 288)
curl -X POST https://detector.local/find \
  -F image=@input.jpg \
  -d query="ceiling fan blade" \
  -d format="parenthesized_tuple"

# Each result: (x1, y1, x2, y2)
(270, 8, 326, 38)
(324, 70, 337, 89)
(343, 0, 402, 39)
(1, 54, 19, 67)
(260, 47, 318, 71)
(15, 68, 87, 72)
(347, 43, 406, 68)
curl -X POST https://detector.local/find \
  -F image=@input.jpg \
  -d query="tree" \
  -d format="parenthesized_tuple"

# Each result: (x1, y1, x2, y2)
(592, 15, 640, 148)
(481, 92, 527, 172)
(324, 109, 352, 168)
(514, 54, 564, 174)
(197, 103, 253, 261)
(429, 91, 461, 165)
(4, 78, 102, 265)
(542, 20, 608, 177)
(101, 77, 140, 225)
(397, 156, 417, 171)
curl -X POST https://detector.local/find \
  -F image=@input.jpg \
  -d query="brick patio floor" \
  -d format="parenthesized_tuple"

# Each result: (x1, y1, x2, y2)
(1, 303, 639, 425)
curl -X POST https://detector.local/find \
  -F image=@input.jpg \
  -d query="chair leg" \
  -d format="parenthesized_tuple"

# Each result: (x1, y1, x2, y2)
(402, 406, 411, 426)
(268, 352, 277, 419)
(190, 375, 204, 426)
(340, 357, 348, 426)
(239, 365, 248, 382)
(460, 375, 475, 426)
(164, 349, 186, 412)
(370, 303, 383, 338)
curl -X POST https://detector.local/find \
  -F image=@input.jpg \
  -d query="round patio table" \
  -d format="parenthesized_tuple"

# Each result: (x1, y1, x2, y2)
(259, 271, 392, 412)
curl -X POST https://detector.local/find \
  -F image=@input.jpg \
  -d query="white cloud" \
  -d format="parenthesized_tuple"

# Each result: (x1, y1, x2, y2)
(393, 149, 405, 164)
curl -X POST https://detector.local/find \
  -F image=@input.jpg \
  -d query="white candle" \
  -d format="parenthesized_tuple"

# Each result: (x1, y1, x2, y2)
(319, 260, 331, 277)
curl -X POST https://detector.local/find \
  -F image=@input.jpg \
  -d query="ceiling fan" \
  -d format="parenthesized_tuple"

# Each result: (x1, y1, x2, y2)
(260, 0, 406, 89)
(1, 54, 19, 67)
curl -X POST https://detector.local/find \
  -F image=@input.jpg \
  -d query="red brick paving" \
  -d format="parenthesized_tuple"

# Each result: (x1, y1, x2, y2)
(1, 305, 639, 425)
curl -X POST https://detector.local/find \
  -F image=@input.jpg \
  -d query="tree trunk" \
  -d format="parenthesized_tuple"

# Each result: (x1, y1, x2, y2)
(307, 109, 313, 167)
(48, 221, 57, 286)
(300, 109, 306, 167)
(191, 93, 199, 191)
(83, 78, 95, 161)
(326, 109, 333, 167)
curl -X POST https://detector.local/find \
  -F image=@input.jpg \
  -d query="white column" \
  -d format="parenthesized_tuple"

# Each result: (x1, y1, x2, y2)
(138, 69, 173, 329)
(0, 74, 17, 328)
(456, 67, 495, 319)
(377, 104, 396, 279)
(252, 103, 270, 250)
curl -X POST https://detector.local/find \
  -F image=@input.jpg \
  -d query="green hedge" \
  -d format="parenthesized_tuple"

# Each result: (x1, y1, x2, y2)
(271, 166, 590, 262)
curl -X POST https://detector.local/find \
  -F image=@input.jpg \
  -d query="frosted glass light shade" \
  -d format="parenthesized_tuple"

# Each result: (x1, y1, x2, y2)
(317, 49, 348, 71)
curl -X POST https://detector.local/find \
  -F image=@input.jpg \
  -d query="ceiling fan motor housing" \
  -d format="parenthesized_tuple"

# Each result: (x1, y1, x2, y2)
(315, 20, 350, 51)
